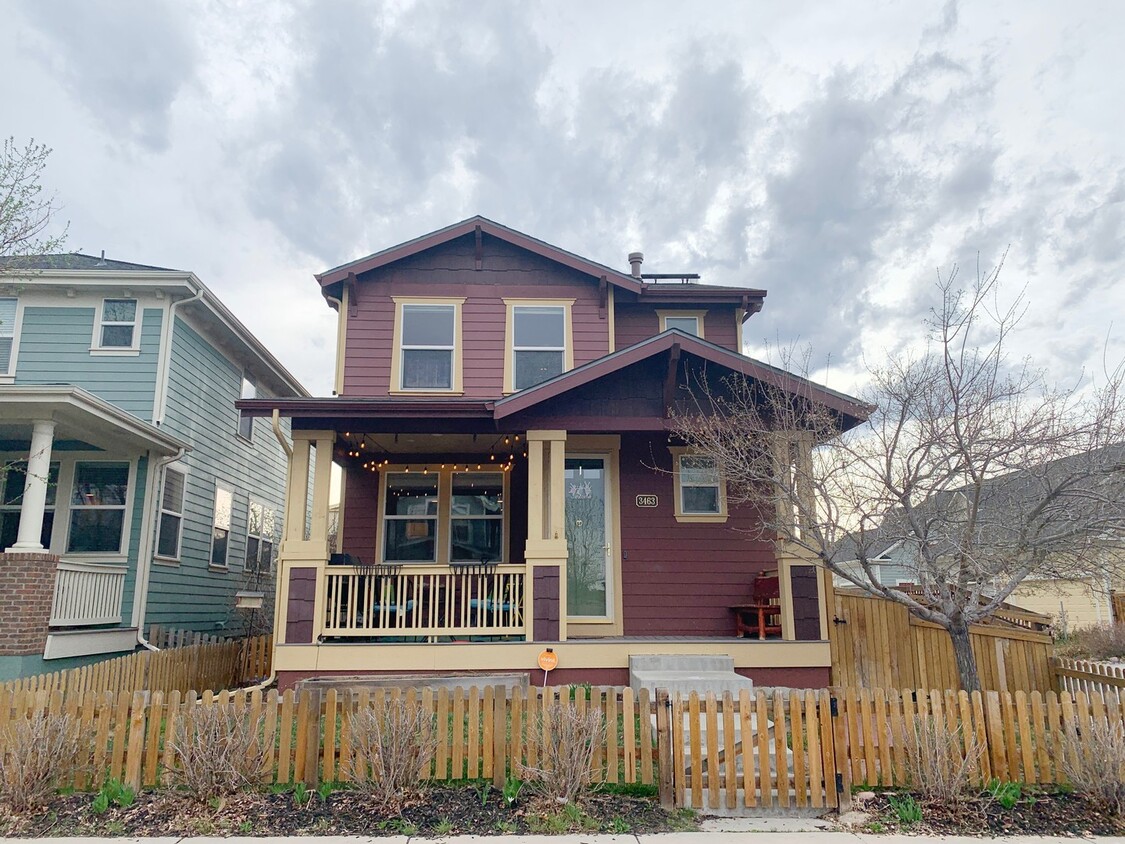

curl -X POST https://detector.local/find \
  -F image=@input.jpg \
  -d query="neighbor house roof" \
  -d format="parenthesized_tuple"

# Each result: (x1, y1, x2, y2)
(0, 253, 179, 272)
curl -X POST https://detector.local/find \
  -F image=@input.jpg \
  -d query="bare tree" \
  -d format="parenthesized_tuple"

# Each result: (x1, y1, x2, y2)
(0, 137, 68, 263)
(669, 259, 1125, 691)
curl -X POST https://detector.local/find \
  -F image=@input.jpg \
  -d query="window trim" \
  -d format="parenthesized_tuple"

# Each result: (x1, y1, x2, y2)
(91, 298, 142, 355)
(246, 498, 276, 574)
(154, 465, 187, 563)
(0, 296, 22, 380)
(389, 297, 465, 395)
(657, 310, 707, 339)
(503, 298, 575, 394)
(237, 374, 256, 442)
(449, 470, 507, 565)
(65, 459, 134, 555)
(670, 447, 728, 523)
(209, 480, 235, 570)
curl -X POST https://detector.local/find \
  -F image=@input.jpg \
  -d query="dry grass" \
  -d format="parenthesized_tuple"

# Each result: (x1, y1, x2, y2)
(518, 701, 606, 804)
(1062, 718, 1125, 816)
(0, 711, 82, 812)
(347, 697, 439, 807)
(165, 704, 269, 801)
(1056, 623, 1125, 661)
(903, 716, 985, 805)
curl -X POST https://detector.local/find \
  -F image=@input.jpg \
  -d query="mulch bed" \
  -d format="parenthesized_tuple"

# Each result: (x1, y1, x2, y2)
(862, 788, 1125, 837)
(0, 784, 699, 837)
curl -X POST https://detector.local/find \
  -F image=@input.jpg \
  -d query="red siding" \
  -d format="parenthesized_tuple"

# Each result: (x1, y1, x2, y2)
(618, 433, 777, 636)
(614, 302, 741, 352)
(343, 235, 610, 398)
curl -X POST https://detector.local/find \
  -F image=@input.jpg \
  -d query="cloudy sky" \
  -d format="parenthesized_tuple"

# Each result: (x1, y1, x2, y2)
(3, 0, 1122, 396)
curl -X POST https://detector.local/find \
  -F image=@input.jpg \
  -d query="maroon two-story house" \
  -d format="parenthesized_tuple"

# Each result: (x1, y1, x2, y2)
(239, 217, 867, 690)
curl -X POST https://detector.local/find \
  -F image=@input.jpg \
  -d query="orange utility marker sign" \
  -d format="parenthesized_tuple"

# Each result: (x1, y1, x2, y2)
(537, 648, 558, 687)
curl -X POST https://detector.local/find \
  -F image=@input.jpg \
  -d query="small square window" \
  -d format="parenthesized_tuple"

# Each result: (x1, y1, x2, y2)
(673, 451, 727, 523)
(659, 311, 706, 338)
(98, 299, 138, 349)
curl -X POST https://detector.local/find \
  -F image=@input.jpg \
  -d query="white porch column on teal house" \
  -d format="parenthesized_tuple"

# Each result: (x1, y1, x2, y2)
(6, 419, 56, 552)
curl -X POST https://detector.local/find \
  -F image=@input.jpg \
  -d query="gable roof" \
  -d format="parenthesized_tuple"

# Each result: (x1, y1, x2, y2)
(0, 253, 179, 272)
(492, 328, 871, 425)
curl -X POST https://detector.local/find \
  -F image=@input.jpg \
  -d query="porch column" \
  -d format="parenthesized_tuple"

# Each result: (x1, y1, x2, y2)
(7, 420, 56, 552)
(525, 430, 568, 642)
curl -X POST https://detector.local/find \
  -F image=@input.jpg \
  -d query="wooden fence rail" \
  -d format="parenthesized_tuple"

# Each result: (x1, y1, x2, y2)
(0, 635, 271, 698)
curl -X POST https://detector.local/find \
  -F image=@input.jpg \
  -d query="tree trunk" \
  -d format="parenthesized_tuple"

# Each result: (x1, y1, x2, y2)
(947, 620, 981, 693)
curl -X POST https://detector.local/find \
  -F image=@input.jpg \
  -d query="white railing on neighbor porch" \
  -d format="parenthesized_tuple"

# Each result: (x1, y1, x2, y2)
(49, 560, 128, 627)
(323, 564, 526, 638)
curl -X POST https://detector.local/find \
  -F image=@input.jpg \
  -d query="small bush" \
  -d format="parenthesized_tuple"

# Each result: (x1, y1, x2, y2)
(887, 792, 922, 826)
(0, 711, 82, 812)
(1061, 718, 1125, 816)
(903, 716, 984, 805)
(166, 703, 269, 801)
(518, 700, 606, 804)
(1056, 623, 1125, 661)
(986, 778, 1021, 809)
(347, 696, 439, 807)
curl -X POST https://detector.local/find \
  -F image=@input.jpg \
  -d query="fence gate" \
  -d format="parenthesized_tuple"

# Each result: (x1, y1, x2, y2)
(663, 689, 845, 813)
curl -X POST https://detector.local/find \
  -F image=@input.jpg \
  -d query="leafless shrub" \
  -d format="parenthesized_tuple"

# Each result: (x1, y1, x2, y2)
(903, 716, 985, 805)
(1057, 623, 1125, 661)
(0, 711, 82, 812)
(1062, 718, 1125, 816)
(518, 701, 606, 804)
(347, 697, 438, 807)
(166, 703, 268, 800)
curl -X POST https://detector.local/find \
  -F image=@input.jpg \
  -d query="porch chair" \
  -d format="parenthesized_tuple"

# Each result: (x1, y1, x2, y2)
(730, 574, 782, 639)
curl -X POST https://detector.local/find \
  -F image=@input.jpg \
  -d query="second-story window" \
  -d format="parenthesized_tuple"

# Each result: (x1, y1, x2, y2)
(659, 310, 707, 338)
(96, 299, 139, 349)
(210, 482, 234, 568)
(238, 376, 256, 440)
(512, 305, 565, 390)
(0, 297, 17, 376)
(401, 304, 455, 390)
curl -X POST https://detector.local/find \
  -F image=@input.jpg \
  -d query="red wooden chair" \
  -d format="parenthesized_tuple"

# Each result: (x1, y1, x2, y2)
(730, 575, 783, 639)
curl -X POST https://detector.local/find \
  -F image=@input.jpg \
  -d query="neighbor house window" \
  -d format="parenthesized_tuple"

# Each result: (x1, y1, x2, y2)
(246, 500, 276, 573)
(0, 297, 17, 375)
(95, 299, 139, 349)
(658, 310, 706, 338)
(238, 376, 256, 440)
(0, 460, 59, 550)
(504, 299, 574, 392)
(67, 462, 130, 552)
(450, 472, 504, 563)
(382, 473, 439, 562)
(210, 483, 234, 568)
(155, 467, 186, 560)
(392, 298, 464, 392)
(671, 449, 727, 523)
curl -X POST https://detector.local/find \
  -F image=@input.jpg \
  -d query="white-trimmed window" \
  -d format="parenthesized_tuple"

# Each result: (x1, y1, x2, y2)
(210, 482, 234, 568)
(396, 302, 459, 391)
(246, 500, 276, 573)
(450, 471, 504, 563)
(0, 297, 18, 376)
(155, 466, 186, 560)
(671, 450, 727, 523)
(658, 310, 706, 338)
(0, 460, 59, 550)
(382, 473, 439, 562)
(94, 298, 139, 350)
(505, 299, 574, 392)
(67, 461, 130, 552)
(238, 375, 256, 440)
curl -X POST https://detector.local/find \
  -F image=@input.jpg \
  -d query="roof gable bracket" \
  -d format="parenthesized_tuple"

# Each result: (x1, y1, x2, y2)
(598, 275, 608, 319)
(663, 341, 682, 416)
(475, 224, 483, 271)
(346, 272, 359, 317)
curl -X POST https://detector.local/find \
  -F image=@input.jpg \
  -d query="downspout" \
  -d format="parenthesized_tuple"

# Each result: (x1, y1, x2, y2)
(136, 284, 204, 649)
(241, 408, 293, 691)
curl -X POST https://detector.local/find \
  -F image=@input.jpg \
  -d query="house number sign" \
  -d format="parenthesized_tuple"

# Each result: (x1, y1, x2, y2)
(635, 494, 659, 507)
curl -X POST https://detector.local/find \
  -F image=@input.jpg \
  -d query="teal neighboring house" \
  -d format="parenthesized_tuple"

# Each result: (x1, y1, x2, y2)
(0, 254, 308, 679)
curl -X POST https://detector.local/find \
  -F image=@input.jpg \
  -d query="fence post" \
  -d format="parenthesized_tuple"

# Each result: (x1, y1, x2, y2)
(301, 688, 322, 789)
(829, 692, 852, 812)
(493, 685, 507, 790)
(655, 688, 674, 809)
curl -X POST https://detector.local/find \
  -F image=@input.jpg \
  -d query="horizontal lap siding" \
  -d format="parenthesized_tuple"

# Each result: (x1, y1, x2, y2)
(613, 302, 741, 353)
(614, 304, 658, 349)
(618, 433, 776, 636)
(343, 235, 610, 398)
(15, 307, 162, 421)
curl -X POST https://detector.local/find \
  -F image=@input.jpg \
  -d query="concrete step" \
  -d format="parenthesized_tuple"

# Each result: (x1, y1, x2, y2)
(629, 653, 754, 698)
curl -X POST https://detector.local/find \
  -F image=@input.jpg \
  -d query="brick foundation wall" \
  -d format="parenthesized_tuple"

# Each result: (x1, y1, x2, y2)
(0, 552, 59, 656)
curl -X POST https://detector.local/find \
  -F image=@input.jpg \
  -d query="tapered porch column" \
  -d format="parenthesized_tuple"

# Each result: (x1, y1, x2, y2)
(7, 420, 56, 552)
(525, 430, 568, 642)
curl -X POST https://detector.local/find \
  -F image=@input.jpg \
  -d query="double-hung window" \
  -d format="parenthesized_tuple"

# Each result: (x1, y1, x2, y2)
(67, 462, 130, 552)
(506, 299, 573, 392)
(156, 467, 186, 560)
(450, 472, 504, 563)
(394, 300, 462, 392)
(382, 473, 439, 562)
(0, 297, 17, 376)
(210, 483, 234, 568)
(0, 460, 59, 550)
(672, 450, 727, 523)
(246, 500, 276, 573)
(238, 376, 256, 440)
(95, 299, 139, 350)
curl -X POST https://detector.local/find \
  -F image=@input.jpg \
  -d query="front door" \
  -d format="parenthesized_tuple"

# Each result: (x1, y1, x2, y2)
(564, 455, 613, 623)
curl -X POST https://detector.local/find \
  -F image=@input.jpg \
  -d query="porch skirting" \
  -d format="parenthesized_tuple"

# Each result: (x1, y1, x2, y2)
(273, 638, 831, 691)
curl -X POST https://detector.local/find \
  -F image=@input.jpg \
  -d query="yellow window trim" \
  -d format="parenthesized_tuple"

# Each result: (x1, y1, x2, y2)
(669, 446, 728, 523)
(657, 309, 708, 339)
(502, 298, 575, 394)
(389, 296, 466, 394)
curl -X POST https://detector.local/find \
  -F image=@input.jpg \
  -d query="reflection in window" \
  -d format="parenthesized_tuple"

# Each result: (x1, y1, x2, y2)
(400, 304, 455, 390)
(383, 473, 439, 561)
(450, 472, 503, 563)
(0, 460, 58, 550)
(513, 306, 565, 390)
(67, 462, 130, 552)
(211, 484, 233, 567)
(99, 299, 138, 348)
(678, 455, 721, 514)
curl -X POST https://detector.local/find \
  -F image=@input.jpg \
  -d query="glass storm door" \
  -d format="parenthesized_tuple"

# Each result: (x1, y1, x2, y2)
(565, 456, 611, 619)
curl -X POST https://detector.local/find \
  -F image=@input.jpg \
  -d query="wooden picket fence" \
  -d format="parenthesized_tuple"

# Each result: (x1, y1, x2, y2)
(1052, 656, 1125, 698)
(147, 625, 228, 648)
(0, 635, 271, 698)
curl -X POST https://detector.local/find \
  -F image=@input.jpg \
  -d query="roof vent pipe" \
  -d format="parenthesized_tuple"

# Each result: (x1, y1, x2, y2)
(628, 251, 644, 278)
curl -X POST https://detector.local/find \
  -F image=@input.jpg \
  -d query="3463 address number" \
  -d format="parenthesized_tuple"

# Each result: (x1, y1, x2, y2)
(635, 494, 659, 507)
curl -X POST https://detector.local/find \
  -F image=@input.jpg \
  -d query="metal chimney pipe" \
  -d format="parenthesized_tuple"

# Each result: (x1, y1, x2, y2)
(628, 251, 644, 278)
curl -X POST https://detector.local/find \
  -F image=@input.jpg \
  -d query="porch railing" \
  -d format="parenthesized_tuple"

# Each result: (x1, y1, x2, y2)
(49, 560, 128, 627)
(323, 564, 526, 638)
